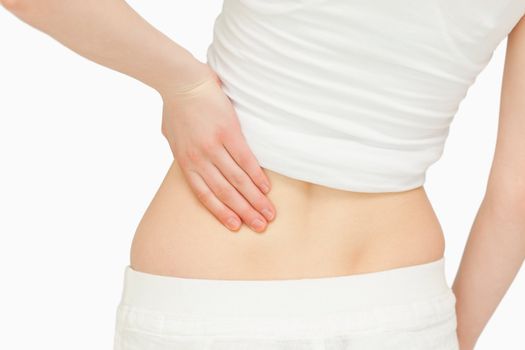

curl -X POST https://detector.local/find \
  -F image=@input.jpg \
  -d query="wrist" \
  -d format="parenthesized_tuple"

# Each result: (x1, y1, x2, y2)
(160, 67, 221, 103)
(156, 59, 220, 100)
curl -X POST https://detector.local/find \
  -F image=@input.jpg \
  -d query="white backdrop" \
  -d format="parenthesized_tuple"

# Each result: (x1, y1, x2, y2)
(0, 1, 523, 349)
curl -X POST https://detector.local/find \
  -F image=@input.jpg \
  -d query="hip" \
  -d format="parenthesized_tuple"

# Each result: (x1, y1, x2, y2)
(129, 160, 446, 280)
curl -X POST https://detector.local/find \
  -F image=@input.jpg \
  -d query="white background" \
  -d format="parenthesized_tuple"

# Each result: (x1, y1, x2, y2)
(0, 1, 523, 349)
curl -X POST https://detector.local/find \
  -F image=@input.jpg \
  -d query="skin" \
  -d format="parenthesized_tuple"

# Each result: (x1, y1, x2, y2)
(452, 15, 525, 350)
(2, 1, 524, 349)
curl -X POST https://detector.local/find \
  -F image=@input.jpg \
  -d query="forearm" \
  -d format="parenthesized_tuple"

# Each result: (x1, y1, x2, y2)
(1, 0, 212, 96)
(452, 189, 525, 349)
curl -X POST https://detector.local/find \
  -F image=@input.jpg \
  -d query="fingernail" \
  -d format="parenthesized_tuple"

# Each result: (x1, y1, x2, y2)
(262, 208, 274, 221)
(226, 217, 240, 231)
(251, 218, 265, 231)
(261, 183, 270, 194)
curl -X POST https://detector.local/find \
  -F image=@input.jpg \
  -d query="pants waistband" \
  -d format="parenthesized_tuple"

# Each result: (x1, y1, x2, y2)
(118, 257, 453, 320)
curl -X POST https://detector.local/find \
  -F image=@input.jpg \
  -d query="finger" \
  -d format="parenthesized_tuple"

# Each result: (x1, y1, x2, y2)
(210, 146, 275, 223)
(222, 132, 272, 195)
(182, 166, 242, 232)
(199, 160, 269, 233)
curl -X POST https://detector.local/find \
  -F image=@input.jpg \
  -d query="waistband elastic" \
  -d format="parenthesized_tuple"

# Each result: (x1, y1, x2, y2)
(118, 257, 453, 320)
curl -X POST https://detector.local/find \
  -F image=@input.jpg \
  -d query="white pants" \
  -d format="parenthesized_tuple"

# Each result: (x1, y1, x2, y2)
(113, 257, 459, 349)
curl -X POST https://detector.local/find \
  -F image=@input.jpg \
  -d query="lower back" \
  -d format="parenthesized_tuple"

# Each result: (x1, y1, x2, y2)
(129, 160, 445, 280)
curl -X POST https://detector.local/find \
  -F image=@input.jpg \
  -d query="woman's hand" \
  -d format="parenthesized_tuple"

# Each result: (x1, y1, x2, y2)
(1, 0, 275, 232)
(160, 66, 275, 233)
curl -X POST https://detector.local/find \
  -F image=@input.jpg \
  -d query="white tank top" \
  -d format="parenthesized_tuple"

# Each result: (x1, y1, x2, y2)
(206, 0, 525, 192)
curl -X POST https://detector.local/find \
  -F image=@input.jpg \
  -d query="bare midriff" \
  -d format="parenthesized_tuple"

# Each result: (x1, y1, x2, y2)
(129, 159, 445, 280)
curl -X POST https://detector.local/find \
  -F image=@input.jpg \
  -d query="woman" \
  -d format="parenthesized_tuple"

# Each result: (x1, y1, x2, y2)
(3, 0, 525, 349)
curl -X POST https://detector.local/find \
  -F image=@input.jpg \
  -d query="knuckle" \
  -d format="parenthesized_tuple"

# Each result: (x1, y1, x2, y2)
(221, 126, 238, 143)
(215, 185, 233, 201)
(252, 196, 267, 211)
(214, 126, 229, 141)
(200, 139, 220, 156)
(207, 145, 223, 161)
(229, 171, 245, 188)
(196, 189, 213, 205)
(251, 199, 268, 213)
(241, 206, 259, 222)
(185, 147, 202, 163)
(200, 140, 214, 153)
(220, 210, 236, 224)
(235, 149, 251, 168)
(253, 172, 267, 187)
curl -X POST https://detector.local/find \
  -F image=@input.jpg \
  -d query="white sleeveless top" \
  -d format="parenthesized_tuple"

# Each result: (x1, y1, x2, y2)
(206, 0, 525, 192)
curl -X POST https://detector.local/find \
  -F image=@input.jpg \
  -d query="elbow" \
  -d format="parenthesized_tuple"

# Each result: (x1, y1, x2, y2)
(485, 166, 525, 213)
(485, 181, 525, 218)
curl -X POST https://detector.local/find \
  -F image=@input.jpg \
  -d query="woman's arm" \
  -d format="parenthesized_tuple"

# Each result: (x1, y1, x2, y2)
(1, 0, 212, 95)
(0, 0, 276, 233)
(452, 14, 525, 350)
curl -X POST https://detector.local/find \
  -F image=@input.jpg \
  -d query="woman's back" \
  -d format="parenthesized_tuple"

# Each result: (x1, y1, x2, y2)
(130, 160, 445, 279)
(129, 0, 524, 279)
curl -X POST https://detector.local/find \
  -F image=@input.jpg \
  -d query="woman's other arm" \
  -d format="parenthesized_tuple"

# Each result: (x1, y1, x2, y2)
(0, 0, 276, 233)
(452, 14, 525, 350)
